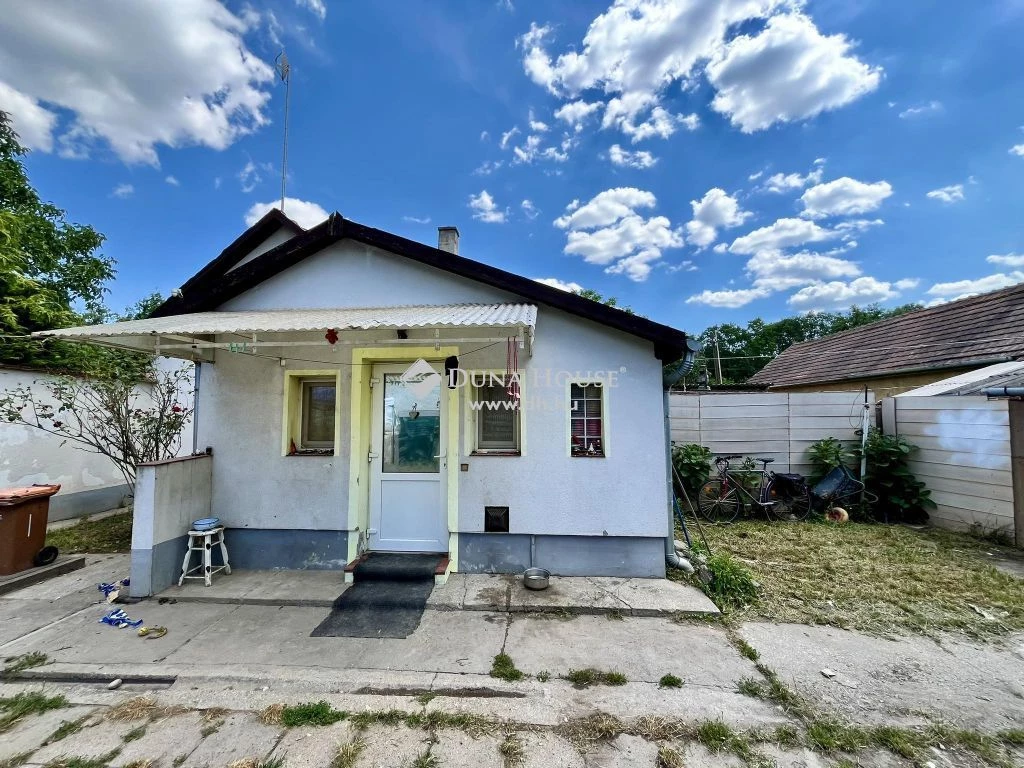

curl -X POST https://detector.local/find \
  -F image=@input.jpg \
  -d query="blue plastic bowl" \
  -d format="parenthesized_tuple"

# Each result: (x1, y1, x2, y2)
(192, 517, 221, 531)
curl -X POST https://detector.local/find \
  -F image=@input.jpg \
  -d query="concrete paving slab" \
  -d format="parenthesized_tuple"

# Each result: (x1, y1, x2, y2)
(462, 574, 513, 611)
(0, 599, 95, 647)
(1, 554, 129, 601)
(740, 622, 1024, 732)
(29, 712, 135, 764)
(354, 725, 432, 767)
(584, 733, 659, 767)
(110, 712, 207, 768)
(0, 557, 86, 598)
(161, 569, 346, 607)
(431, 731, 503, 767)
(0, 705, 97, 761)
(505, 616, 756, 686)
(269, 721, 355, 768)
(181, 712, 282, 768)
(520, 732, 586, 768)
(425, 574, 467, 610)
(678, 742, 746, 767)
(598, 577, 719, 616)
(162, 607, 507, 675)
(0, 601, 240, 664)
(510, 577, 627, 614)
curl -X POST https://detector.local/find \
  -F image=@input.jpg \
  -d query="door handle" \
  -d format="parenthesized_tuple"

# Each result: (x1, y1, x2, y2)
(367, 451, 379, 463)
(433, 453, 446, 459)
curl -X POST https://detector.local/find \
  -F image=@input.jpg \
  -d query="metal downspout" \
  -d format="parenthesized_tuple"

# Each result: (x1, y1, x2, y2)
(664, 388, 693, 574)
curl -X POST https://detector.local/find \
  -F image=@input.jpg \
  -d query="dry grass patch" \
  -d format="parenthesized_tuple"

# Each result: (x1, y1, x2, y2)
(105, 698, 160, 723)
(555, 713, 623, 752)
(257, 704, 284, 726)
(700, 521, 1024, 638)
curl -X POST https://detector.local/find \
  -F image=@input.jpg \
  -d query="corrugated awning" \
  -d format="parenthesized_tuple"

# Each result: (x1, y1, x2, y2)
(34, 304, 537, 360)
(36, 304, 537, 338)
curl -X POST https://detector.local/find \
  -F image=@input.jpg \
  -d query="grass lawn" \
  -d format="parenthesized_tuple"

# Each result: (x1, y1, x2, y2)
(683, 520, 1024, 639)
(46, 512, 133, 554)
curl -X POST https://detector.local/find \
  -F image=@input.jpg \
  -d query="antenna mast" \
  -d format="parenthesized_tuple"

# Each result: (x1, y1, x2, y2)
(274, 50, 292, 213)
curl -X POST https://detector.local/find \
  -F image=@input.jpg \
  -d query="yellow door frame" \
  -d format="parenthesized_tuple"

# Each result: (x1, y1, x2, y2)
(347, 347, 460, 576)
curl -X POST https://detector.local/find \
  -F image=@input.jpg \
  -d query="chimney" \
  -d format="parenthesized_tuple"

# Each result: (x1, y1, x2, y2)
(438, 226, 460, 255)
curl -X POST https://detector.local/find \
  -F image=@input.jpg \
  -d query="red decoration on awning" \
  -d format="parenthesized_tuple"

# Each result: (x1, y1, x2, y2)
(325, 328, 339, 345)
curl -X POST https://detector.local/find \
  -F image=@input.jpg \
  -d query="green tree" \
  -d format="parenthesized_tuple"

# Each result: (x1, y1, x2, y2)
(574, 288, 636, 315)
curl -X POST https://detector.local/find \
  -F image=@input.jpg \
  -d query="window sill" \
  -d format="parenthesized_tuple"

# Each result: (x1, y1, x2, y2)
(287, 449, 335, 457)
(471, 450, 521, 457)
(571, 452, 606, 458)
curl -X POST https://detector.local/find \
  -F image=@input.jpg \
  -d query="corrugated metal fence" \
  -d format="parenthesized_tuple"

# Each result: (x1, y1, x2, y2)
(669, 391, 873, 476)
(884, 395, 1017, 538)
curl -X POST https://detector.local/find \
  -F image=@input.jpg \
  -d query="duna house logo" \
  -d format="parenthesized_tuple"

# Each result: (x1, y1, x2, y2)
(400, 358, 442, 398)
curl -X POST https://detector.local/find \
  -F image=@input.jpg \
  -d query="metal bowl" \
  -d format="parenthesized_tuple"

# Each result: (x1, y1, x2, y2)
(523, 567, 551, 591)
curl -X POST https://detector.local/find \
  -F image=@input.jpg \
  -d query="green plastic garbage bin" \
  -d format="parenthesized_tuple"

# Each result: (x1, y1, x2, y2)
(0, 484, 61, 576)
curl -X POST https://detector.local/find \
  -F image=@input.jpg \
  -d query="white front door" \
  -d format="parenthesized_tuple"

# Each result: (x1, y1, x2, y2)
(368, 363, 448, 552)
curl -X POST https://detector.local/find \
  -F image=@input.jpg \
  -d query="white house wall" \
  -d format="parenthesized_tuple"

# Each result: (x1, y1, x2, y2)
(198, 239, 669, 576)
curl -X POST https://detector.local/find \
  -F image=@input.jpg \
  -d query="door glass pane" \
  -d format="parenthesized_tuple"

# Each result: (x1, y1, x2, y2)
(382, 373, 441, 473)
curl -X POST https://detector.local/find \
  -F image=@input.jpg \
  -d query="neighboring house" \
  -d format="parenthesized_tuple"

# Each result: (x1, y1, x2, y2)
(38, 211, 692, 588)
(0, 358, 193, 521)
(749, 283, 1024, 396)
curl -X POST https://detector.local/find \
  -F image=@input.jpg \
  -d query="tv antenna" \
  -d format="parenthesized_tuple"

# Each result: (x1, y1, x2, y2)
(274, 50, 292, 213)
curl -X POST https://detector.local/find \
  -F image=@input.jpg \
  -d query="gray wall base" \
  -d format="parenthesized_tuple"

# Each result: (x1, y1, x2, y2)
(225, 529, 349, 570)
(130, 534, 187, 597)
(49, 484, 130, 522)
(459, 534, 665, 578)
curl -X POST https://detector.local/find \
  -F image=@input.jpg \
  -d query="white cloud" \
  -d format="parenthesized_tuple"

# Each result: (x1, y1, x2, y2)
(729, 217, 841, 255)
(987, 253, 1024, 267)
(500, 126, 520, 149)
(788, 276, 901, 311)
(608, 144, 657, 169)
(748, 170, 764, 181)
(0, 81, 58, 151)
(111, 183, 135, 199)
(554, 100, 601, 132)
(712, 243, 729, 254)
(926, 271, 1024, 299)
(473, 159, 503, 175)
(746, 249, 861, 291)
(898, 100, 942, 119)
(509, 133, 571, 164)
(894, 278, 919, 290)
(214, 176, 222, 189)
(686, 287, 770, 308)
(1011, 144, 1024, 157)
(762, 161, 824, 193)
(402, 215, 431, 224)
(165, 175, 180, 186)
(533, 277, 583, 292)
(926, 184, 965, 203)
(707, 13, 881, 133)
(480, 130, 489, 142)
(521, 199, 539, 219)
(245, 198, 328, 229)
(498, 0, 515, 11)
(0, 1, 274, 165)
(528, 109, 549, 133)
(294, 0, 326, 20)
(554, 187, 683, 281)
(800, 177, 893, 218)
(684, 188, 751, 248)
(600, 93, 697, 142)
(468, 190, 508, 223)
(238, 159, 272, 193)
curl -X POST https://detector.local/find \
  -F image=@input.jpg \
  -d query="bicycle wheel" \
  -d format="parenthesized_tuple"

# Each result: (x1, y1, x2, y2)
(697, 479, 741, 524)
(773, 486, 812, 522)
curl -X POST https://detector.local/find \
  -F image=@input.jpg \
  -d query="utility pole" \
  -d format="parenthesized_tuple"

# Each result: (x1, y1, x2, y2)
(274, 50, 292, 213)
(713, 331, 723, 385)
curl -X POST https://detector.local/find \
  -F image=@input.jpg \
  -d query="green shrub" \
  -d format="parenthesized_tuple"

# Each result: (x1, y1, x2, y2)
(280, 701, 347, 727)
(672, 443, 712, 498)
(658, 674, 683, 688)
(806, 437, 851, 482)
(859, 429, 934, 523)
(704, 551, 758, 609)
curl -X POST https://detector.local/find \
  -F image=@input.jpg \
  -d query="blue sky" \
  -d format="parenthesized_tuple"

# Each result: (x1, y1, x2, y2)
(2, 0, 1023, 334)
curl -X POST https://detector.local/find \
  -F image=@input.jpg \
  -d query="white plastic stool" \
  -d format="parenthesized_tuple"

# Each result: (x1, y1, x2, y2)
(178, 527, 231, 587)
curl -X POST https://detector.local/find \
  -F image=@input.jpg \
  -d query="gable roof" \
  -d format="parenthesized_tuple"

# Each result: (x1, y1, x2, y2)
(749, 281, 1024, 388)
(151, 210, 690, 360)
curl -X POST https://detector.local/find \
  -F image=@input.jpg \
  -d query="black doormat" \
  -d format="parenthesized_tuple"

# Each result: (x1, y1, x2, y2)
(310, 553, 442, 639)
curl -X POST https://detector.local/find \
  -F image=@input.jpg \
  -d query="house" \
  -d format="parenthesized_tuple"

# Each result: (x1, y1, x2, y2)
(749, 282, 1024, 396)
(37, 210, 693, 592)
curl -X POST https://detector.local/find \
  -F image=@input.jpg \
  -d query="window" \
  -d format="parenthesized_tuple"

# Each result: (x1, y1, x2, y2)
(570, 382, 604, 457)
(300, 379, 336, 451)
(474, 383, 520, 453)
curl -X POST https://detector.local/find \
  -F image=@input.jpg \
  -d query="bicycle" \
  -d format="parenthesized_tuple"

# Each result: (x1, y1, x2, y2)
(697, 455, 811, 524)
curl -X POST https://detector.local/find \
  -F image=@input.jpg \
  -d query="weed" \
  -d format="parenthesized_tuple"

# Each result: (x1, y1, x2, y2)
(200, 707, 228, 724)
(535, 671, 550, 682)
(200, 724, 220, 738)
(43, 748, 121, 768)
(105, 697, 159, 723)
(279, 701, 346, 727)
(629, 716, 687, 741)
(694, 719, 735, 752)
(703, 551, 759, 609)
(805, 719, 869, 753)
(415, 692, 437, 706)
(46, 512, 133, 554)
(498, 733, 524, 767)
(45, 715, 90, 744)
(1, 652, 48, 678)
(736, 677, 763, 697)
(410, 751, 438, 768)
(0, 691, 68, 733)
(124, 761, 153, 768)
(1000, 728, 1024, 745)
(421, 710, 494, 737)
(226, 759, 284, 768)
(349, 709, 407, 730)
(564, 668, 627, 688)
(0, 754, 31, 768)
(490, 653, 524, 682)
(171, 755, 186, 768)
(734, 639, 759, 661)
(555, 713, 623, 752)
(772, 725, 801, 748)
(122, 725, 147, 743)
(605, 610, 624, 621)
(658, 674, 683, 689)
(655, 746, 683, 768)
(257, 704, 284, 726)
(332, 738, 366, 768)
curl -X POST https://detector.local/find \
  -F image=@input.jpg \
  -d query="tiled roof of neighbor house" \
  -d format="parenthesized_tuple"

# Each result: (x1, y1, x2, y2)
(749, 281, 1024, 388)
(145, 211, 690, 360)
